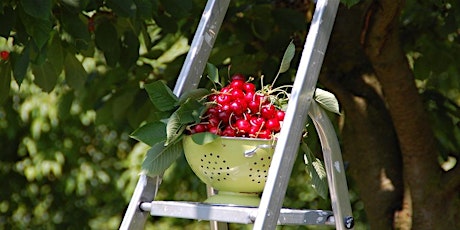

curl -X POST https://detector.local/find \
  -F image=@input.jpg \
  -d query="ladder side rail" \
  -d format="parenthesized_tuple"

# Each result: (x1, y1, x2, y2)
(119, 175, 162, 229)
(253, 0, 339, 229)
(309, 102, 354, 229)
(119, 0, 230, 229)
(173, 0, 230, 96)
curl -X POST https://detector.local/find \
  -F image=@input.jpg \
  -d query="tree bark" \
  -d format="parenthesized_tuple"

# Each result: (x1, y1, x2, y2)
(321, 3, 404, 229)
(322, 0, 460, 228)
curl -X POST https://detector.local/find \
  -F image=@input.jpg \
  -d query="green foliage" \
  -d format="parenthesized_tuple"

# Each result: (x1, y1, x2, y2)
(402, 0, 460, 162)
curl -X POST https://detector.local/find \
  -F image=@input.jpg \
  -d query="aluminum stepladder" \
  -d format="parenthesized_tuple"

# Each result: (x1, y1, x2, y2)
(120, 0, 354, 229)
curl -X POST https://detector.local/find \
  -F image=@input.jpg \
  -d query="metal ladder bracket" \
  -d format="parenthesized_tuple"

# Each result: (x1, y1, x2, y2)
(139, 201, 335, 226)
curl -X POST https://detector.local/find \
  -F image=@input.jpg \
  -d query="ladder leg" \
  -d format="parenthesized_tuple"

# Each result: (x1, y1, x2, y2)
(120, 0, 230, 229)
(207, 185, 229, 230)
(309, 102, 354, 229)
(173, 0, 231, 96)
(119, 175, 162, 230)
(253, 0, 340, 229)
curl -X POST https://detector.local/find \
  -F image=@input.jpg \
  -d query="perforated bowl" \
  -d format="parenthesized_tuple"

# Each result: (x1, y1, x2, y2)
(183, 135, 276, 194)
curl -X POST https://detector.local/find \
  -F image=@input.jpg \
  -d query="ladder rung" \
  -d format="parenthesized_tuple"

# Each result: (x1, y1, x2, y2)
(140, 201, 335, 226)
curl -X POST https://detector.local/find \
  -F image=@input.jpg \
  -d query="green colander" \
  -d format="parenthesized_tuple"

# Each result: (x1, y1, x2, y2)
(183, 135, 276, 206)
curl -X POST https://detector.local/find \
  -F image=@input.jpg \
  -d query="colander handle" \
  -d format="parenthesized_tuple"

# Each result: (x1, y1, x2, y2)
(244, 144, 272, 157)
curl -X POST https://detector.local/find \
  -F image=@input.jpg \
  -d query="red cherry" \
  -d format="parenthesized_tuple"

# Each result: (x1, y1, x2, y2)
(275, 110, 285, 121)
(208, 94, 217, 102)
(221, 86, 232, 93)
(208, 117, 220, 127)
(261, 104, 276, 119)
(218, 111, 230, 124)
(230, 80, 245, 90)
(231, 89, 245, 100)
(88, 17, 95, 32)
(0, 51, 9, 61)
(222, 127, 236, 137)
(243, 82, 256, 93)
(257, 129, 272, 139)
(266, 118, 281, 132)
(235, 119, 251, 133)
(194, 124, 207, 133)
(244, 91, 255, 102)
(249, 126, 261, 137)
(248, 100, 261, 113)
(217, 94, 231, 105)
(206, 107, 219, 116)
(208, 126, 220, 135)
(230, 101, 245, 115)
(231, 73, 246, 82)
(249, 116, 265, 129)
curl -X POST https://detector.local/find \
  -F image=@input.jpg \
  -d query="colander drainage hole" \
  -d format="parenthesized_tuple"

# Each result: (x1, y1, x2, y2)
(216, 155, 220, 158)
(253, 162, 257, 165)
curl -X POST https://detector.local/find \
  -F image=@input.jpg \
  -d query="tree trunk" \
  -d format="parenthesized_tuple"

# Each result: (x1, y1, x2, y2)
(320, 0, 460, 229)
(321, 3, 404, 229)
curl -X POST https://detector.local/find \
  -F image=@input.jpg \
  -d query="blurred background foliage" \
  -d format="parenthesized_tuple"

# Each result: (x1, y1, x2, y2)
(0, 0, 458, 229)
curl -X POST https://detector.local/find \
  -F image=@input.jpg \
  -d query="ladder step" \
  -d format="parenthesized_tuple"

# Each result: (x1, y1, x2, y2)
(140, 201, 335, 226)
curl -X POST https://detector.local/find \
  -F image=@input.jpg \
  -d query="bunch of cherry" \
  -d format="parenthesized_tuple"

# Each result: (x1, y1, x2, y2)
(188, 74, 285, 139)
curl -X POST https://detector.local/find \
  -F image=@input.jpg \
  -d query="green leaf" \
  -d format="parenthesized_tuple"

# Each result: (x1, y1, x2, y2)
(60, 13, 91, 49)
(47, 33, 64, 76)
(20, 0, 52, 19)
(144, 81, 178, 112)
(12, 45, 30, 86)
(165, 112, 186, 146)
(0, 62, 12, 104)
(32, 61, 58, 92)
(175, 98, 204, 124)
(142, 140, 183, 176)
(106, 0, 136, 18)
(302, 142, 329, 199)
(278, 40, 295, 74)
(340, 0, 361, 8)
(160, 0, 192, 19)
(64, 53, 87, 90)
(135, 0, 157, 19)
(19, 9, 52, 49)
(178, 88, 209, 105)
(131, 121, 167, 146)
(314, 88, 341, 115)
(95, 21, 120, 66)
(57, 91, 74, 120)
(190, 132, 219, 145)
(206, 63, 219, 84)
(120, 30, 140, 70)
(165, 97, 205, 145)
(0, 6, 15, 38)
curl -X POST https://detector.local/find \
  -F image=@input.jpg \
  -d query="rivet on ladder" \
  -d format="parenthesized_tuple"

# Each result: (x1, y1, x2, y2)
(344, 216, 354, 229)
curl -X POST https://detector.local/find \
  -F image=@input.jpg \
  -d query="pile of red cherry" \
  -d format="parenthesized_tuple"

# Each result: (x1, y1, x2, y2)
(188, 74, 285, 139)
